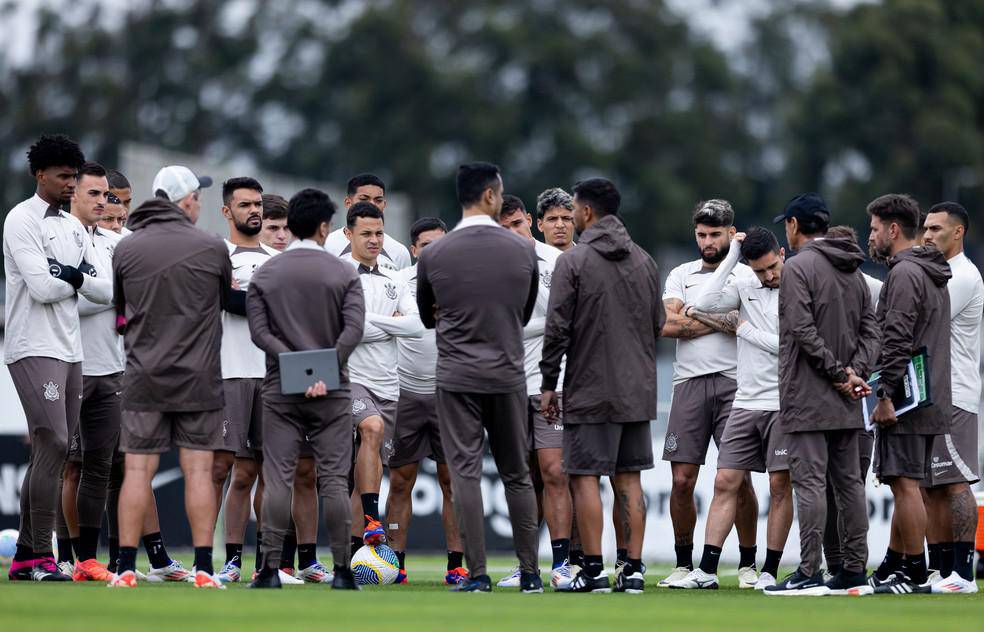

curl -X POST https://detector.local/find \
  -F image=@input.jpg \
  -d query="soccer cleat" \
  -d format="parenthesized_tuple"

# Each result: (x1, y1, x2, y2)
(496, 567, 522, 588)
(331, 567, 360, 590)
(445, 567, 469, 586)
(871, 572, 931, 595)
(866, 570, 898, 589)
(451, 574, 492, 593)
(754, 572, 777, 590)
(32, 558, 72, 581)
(925, 570, 942, 585)
(394, 569, 408, 584)
(278, 569, 305, 585)
(821, 568, 834, 583)
(550, 562, 574, 591)
(280, 567, 296, 577)
(824, 570, 869, 595)
(930, 572, 978, 594)
(145, 559, 192, 582)
(73, 558, 115, 582)
(763, 570, 830, 596)
(107, 570, 138, 588)
(520, 571, 543, 594)
(193, 570, 226, 589)
(8, 558, 36, 581)
(737, 565, 758, 589)
(216, 560, 242, 583)
(58, 560, 75, 577)
(657, 566, 692, 587)
(362, 515, 386, 546)
(668, 568, 718, 590)
(298, 561, 334, 584)
(134, 568, 148, 581)
(615, 569, 645, 594)
(248, 567, 282, 589)
(559, 569, 611, 593)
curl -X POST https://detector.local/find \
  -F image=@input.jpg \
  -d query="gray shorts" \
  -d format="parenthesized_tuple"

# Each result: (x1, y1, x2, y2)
(350, 383, 398, 465)
(8, 356, 83, 449)
(529, 394, 564, 450)
(68, 373, 123, 463)
(663, 373, 736, 465)
(923, 409, 979, 487)
(389, 389, 444, 468)
(563, 421, 654, 476)
(219, 378, 264, 458)
(874, 431, 935, 481)
(120, 408, 224, 454)
(716, 408, 789, 473)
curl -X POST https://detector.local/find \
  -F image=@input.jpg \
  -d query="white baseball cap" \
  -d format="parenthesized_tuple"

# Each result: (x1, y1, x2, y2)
(152, 165, 213, 202)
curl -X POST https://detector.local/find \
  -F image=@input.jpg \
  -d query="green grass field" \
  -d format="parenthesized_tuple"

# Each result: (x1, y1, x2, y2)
(1, 555, 981, 630)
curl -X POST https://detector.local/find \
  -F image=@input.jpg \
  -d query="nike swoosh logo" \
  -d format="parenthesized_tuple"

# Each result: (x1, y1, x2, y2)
(151, 467, 184, 490)
(787, 578, 811, 588)
(747, 297, 757, 301)
(685, 283, 699, 288)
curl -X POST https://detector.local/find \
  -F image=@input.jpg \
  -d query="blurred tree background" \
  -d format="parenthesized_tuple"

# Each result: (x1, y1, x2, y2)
(0, 0, 981, 266)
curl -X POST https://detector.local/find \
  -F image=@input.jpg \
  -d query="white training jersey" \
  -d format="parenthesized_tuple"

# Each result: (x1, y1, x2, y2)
(692, 242, 778, 410)
(342, 254, 423, 401)
(3, 194, 112, 364)
(663, 257, 754, 385)
(524, 240, 566, 396)
(324, 227, 411, 273)
(863, 272, 884, 309)
(78, 226, 125, 376)
(221, 240, 278, 379)
(947, 252, 983, 414)
(395, 264, 438, 395)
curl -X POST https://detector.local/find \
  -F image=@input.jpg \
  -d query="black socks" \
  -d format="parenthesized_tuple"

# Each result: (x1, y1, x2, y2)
(738, 545, 757, 569)
(118, 546, 138, 574)
(77, 526, 101, 561)
(447, 551, 463, 571)
(551, 538, 570, 568)
(675, 543, 694, 570)
(280, 531, 296, 569)
(762, 548, 783, 578)
(193, 546, 214, 576)
(874, 547, 903, 580)
(142, 532, 170, 569)
(361, 493, 380, 522)
(699, 544, 722, 575)
(225, 542, 244, 567)
(584, 555, 604, 577)
(57, 537, 75, 564)
(298, 543, 317, 570)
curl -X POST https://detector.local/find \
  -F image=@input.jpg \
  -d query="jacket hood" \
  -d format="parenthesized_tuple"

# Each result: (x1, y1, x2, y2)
(580, 214, 632, 260)
(890, 246, 951, 287)
(803, 237, 866, 272)
(126, 197, 192, 231)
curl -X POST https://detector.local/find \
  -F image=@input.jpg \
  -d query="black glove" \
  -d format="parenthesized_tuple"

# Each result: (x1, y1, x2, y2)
(47, 258, 84, 290)
(78, 260, 97, 277)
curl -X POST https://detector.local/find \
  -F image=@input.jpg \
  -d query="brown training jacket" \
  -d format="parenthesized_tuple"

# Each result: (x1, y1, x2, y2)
(778, 237, 881, 432)
(875, 246, 952, 435)
(113, 198, 231, 412)
(540, 214, 666, 424)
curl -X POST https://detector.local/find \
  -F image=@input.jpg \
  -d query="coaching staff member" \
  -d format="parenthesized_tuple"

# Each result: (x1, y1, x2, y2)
(540, 178, 665, 594)
(415, 162, 541, 593)
(765, 193, 880, 596)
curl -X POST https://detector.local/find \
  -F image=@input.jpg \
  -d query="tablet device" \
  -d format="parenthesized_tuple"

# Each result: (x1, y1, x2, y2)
(279, 349, 341, 395)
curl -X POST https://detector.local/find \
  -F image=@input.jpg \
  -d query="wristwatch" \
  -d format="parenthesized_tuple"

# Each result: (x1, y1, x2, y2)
(876, 386, 890, 400)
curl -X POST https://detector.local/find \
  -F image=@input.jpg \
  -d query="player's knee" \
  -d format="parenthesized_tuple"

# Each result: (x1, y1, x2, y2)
(230, 467, 256, 491)
(713, 471, 741, 496)
(358, 417, 384, 446)
(540, 459, 567, 489)
(769, 474, 791, 502)
(389, 472, 412, 496)
(671, 470, 697, 495)
(211, 457, 233, 486)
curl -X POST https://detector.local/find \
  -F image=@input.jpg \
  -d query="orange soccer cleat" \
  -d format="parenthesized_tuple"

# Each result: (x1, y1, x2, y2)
(74, 558, 115, 582)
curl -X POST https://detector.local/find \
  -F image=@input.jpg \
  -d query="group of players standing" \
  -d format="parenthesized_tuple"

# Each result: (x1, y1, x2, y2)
(3, 133, 981, 596)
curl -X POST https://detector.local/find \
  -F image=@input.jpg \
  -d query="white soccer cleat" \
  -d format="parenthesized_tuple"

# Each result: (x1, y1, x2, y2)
(496, 567, 522, 588)
(550, 562, 574, 591)
(145, 560, 192, 583)
(57, 561, 75, 577)
(657, 566, 692, 587)
(754, 572, 777, 590)
(737, 565, 758, 589)
(216, 561, 242, 583)
(298, 561, 334, 584)
(193, 570, 226, 589)
(925, 570, 942, 585)
(134, 568, 148, 581)
(279, 568, 305, 585)
(930, 572, 979, 594)
(107, 570, 137, 588)
(667, 568, 719, 590)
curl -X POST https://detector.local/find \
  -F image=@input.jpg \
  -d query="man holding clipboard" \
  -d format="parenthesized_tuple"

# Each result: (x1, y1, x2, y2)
(245, 188, 366, 590)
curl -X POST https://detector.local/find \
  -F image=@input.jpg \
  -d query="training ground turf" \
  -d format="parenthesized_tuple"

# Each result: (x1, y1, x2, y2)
(1, 555, 981, 630)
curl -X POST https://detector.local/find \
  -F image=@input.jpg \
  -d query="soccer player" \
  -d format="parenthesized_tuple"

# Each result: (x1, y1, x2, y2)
(866, 194, 952, 595)
(659, 199, 760, 587)
(535, 188, 576, 252)
(765, 193, 879, 596)
(920, 202, 982, 593)
(669, 228, 791, 590)
(384, 217, 467, 585)
(106, 168, 132, 221)
(109, 169, 230, 589)
(496, 195, 574, 590)
(260, 193, 292, 251)
(246, 188, 363, 590)
(323, 174, 411, 271)
(342, 202, 423, 552)
(97, 190, 128, 234)
(541, 177, 665, 593)
(416, 162, 541, 593)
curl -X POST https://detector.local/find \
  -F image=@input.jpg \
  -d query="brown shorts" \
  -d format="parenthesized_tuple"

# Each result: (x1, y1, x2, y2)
(874, 431, 935, 481)
(389, 390, 444, 468)
(68, 373, 123, 463)
(263, 397, 353, 492)
(350, 383, 398, 465)
(716, 408, 789, 473)
(8, 356, 83, 449)
(529, 394, 564, 450)
(563, 421, 654, 476)
(663, 373, 736, 465)
(120, 408, 224, 454)
(923, 409, 979, 487)
(219, 378, 264, 458)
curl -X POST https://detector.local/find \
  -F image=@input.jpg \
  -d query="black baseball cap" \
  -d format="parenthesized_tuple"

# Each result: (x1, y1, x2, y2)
(773, 192, 830, 224)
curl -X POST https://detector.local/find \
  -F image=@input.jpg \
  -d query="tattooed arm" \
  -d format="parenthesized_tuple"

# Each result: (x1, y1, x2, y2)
(660, 298, 714, 340)
(685, 305, 740, 335)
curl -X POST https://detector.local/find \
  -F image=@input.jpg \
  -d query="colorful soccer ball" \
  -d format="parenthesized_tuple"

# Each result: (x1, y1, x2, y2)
(350, 544, 400, 585)
(0, 529, 18, 566)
